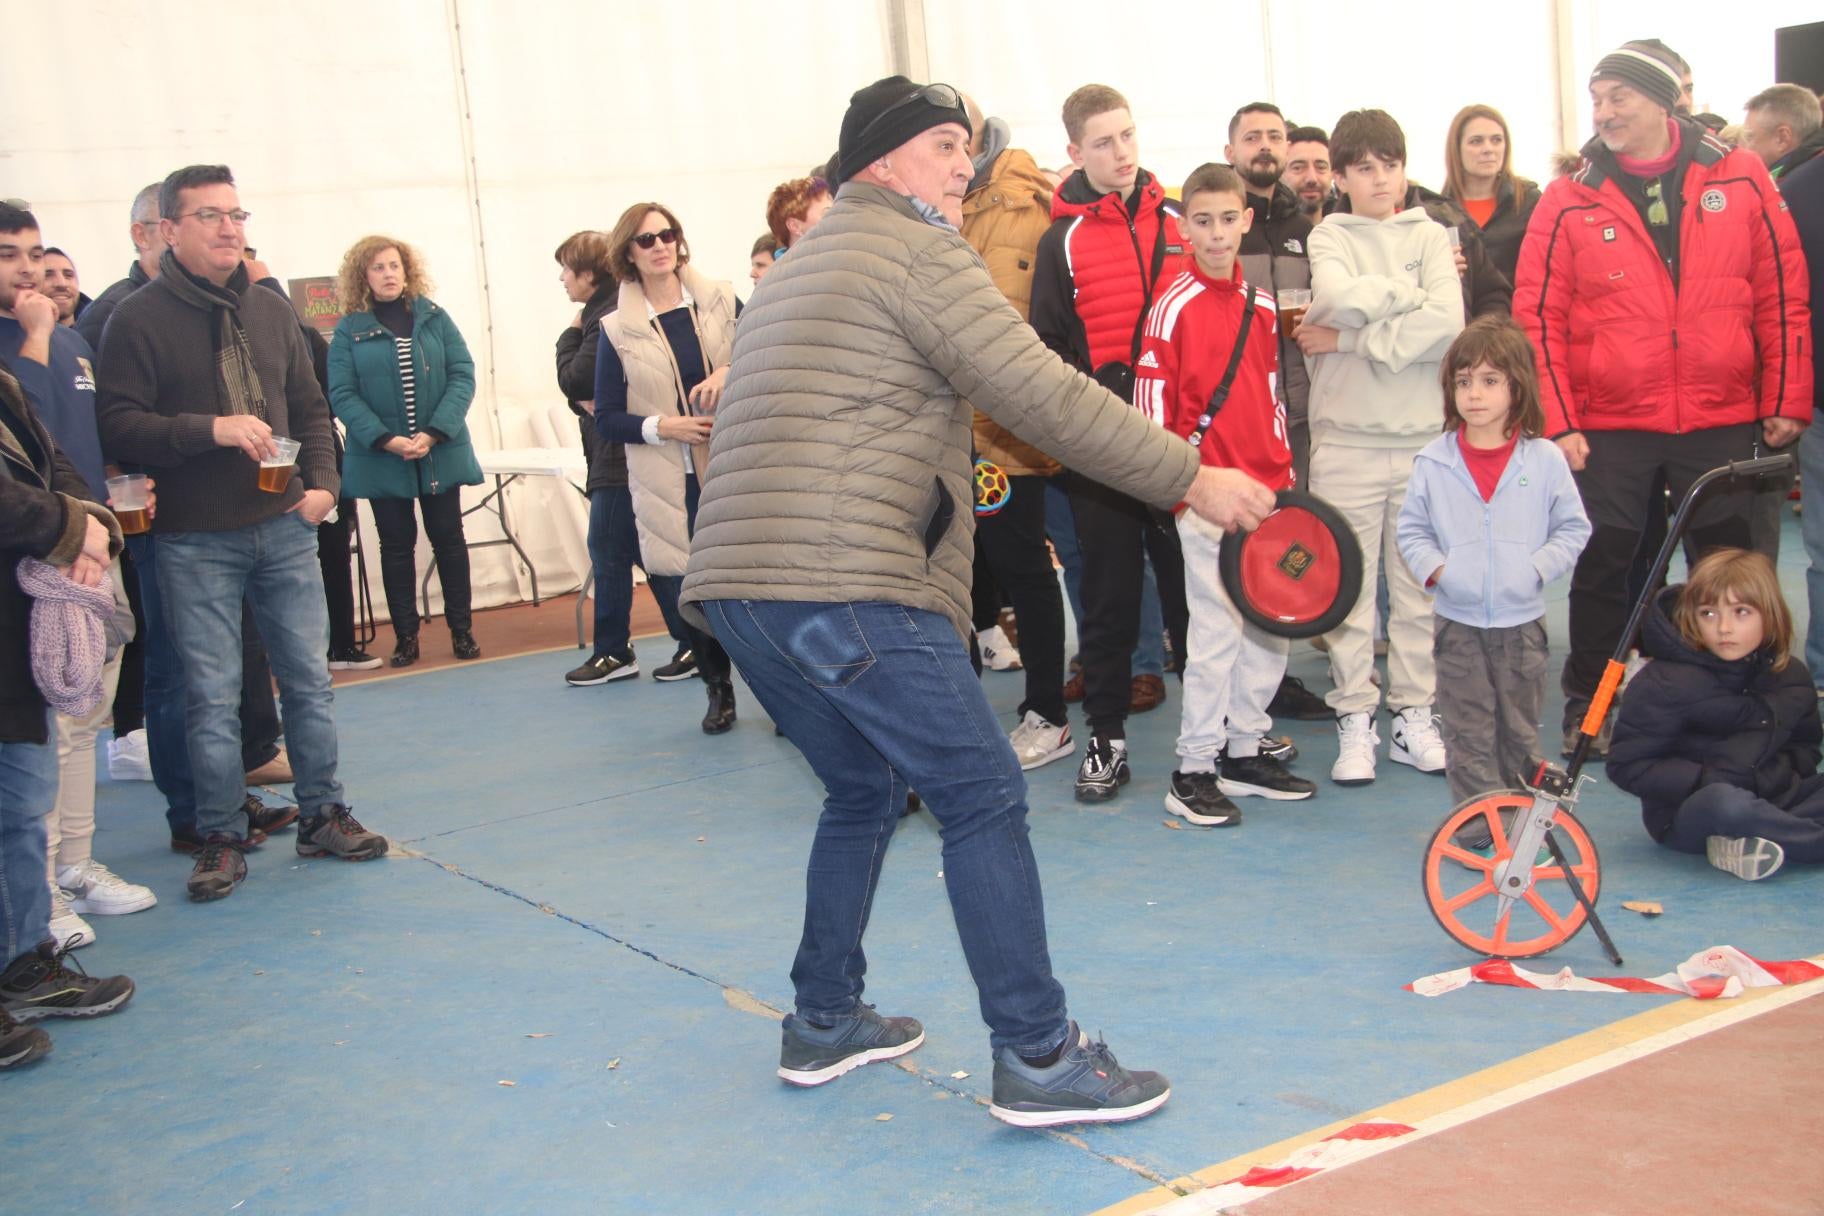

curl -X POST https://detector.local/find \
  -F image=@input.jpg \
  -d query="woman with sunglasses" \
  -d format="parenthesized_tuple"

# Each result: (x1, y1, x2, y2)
(327, 235, 483, 667)
(593, 203, 740, 734)
(1442, 104, 1541, 286)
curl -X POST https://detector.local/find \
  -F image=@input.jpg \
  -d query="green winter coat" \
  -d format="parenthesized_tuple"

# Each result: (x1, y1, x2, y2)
(328, 298, 482, 499)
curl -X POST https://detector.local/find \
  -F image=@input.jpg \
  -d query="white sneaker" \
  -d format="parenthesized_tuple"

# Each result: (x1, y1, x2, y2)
(1008, 710, 1073, 770)
(1389, 705, 1447, 773)
(48, 886, 94, 949)
(57, 858, 158, 916)
(107, 728, 152, 781)
(978, 625, 1023, 672)
(1331, 712, 1379, 785)
(1706, 836, 1786, 881)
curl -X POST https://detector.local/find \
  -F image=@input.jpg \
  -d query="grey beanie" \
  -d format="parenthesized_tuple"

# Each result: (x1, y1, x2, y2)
(1589, 42, 1683, 113)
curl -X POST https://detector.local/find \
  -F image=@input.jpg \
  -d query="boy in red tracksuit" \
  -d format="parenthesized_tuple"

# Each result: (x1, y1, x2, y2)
(1137, 164, 1314, 827)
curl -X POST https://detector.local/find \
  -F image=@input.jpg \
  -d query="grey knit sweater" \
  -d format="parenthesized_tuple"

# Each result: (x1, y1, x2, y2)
(95, 265, 340, 532)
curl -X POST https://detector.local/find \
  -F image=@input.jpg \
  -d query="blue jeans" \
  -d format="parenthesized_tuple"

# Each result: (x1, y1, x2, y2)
(1802, 424, 1824, 687)
(587, 485, 688, 660)
(155, 514, 345, 839)
(702, 599, 1069, 1055)
(1043, 478, 1165, 675)
(1, 710, 58, 964)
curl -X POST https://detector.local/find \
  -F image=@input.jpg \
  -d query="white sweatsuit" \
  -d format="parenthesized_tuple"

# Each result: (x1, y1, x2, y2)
(1304, 208, 1464, 716)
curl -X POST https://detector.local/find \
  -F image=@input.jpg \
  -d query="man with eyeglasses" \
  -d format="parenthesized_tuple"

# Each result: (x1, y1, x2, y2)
(683, 76, 1274, 1127)
(1515, 42, 1813, 758)
(96, 165, 387, 904)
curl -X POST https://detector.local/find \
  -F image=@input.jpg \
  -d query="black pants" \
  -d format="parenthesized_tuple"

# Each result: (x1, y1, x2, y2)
(647, 472, 730, 683)
(370, 488, 472, 637)
(973, 475, 1067, 725)
(316, 497, 359, 652)
(1563, 425, 1755, 726)
(110, 545, 146, 734)
(1066, 473, 1188, 739)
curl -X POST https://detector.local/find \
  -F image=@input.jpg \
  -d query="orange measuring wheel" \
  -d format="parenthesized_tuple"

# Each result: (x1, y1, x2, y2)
(1421, 789, 1603, 959)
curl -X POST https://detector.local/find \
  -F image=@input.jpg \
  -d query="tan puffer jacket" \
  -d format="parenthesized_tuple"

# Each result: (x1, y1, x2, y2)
(681, 182, 1200, 640)
(961, 147, 1061, 477)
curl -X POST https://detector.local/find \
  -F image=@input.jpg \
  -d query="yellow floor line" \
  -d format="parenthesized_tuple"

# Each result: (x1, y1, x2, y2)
(1092, 958, 1824, 1216)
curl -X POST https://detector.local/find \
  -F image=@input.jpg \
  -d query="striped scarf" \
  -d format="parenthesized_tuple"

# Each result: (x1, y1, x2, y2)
(156, 249, 267, 421)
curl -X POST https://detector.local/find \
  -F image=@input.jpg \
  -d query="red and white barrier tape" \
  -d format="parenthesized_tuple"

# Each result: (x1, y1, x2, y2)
(1408, 945, 1824, 999)
(1135, 1121, 1417, 1214)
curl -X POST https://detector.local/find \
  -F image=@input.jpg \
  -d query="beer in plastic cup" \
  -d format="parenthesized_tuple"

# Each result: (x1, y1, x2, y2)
(1278, 288, 1311, 336)
(259, 436, 301, 493)
(106, 473, 151, 535)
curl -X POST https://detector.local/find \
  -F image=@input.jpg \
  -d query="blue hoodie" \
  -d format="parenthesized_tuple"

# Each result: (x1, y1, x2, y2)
(0, 317, 103, 498)
(1397, 430, 1589, 628)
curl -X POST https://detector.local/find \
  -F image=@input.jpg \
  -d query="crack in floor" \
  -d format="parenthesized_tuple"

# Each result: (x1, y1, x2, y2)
(415, 851, 1184, 1195)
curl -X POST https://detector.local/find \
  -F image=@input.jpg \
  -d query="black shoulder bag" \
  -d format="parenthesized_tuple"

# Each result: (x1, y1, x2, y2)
(1185, 285, 1257, 450)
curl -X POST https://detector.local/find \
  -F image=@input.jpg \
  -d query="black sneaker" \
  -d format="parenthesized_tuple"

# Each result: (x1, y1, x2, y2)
(1165, 770, 1242, 825)
(296, 805, 388, 861)
(1074, 734, 1131, 802)
(566, 651, 637, 687)
(1257, 734, 1298, 764)
(989, 1023, 1170, 1127)
(0, 1006, 51, 1068)
(777, 1003, 925, 1086)
(187, 834, 249, 902)
(1219, 753, 1317, 801)
(652, 648, 698, 682)
(0, 941, 135, 1022)
(1267, 675, 1332, 720)
(390, 635, 419, 668)
(327, 645, 383, 670)
(451, 630, 482, 661)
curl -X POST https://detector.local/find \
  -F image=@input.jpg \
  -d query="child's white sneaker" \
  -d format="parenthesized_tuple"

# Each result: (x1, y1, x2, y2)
(1705, 836, 1785, 881)
(977, 625, 1023, 672)
(1331, 713, 1379, 785)
(1389, 705, 1447, 773)
(48, 886, 94, 950)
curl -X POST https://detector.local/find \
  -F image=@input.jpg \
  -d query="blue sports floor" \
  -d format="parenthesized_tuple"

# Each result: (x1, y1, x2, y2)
(7, 522, 1820, 1215)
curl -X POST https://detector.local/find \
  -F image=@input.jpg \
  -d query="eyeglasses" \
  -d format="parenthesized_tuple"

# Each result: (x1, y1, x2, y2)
(1644, 179, 1667, 227)
(854, 82, 965, 147)
(631, 227, 679, 250)
(177, 208, 251, 227)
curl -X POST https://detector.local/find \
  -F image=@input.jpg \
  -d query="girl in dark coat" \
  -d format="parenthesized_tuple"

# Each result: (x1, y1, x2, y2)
(1608, 549, 1824, 880)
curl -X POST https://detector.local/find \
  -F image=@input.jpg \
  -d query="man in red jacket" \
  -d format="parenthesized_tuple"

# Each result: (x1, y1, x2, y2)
(1515, 41, 1813, 754)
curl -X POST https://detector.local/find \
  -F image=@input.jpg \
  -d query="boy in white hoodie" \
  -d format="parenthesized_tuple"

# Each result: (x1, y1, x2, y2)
(1295, 109, 1465, 786)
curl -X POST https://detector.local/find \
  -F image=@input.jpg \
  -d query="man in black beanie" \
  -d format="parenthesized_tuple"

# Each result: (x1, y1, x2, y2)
(682, 76, 1274, 1127)
(1514, 45, 1813, 756)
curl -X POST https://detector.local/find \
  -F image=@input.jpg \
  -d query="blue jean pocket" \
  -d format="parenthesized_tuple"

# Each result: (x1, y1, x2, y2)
(758, 604, 877, 689)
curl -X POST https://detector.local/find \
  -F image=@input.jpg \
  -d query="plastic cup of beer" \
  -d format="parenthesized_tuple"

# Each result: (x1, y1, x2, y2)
(1279, 288, 1311, 336)
(259, 436, 301, 493)
(106, 474, 151, 535)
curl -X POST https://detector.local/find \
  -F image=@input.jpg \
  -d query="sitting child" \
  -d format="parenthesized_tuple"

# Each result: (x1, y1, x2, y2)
(1608, 548, 1823, 880)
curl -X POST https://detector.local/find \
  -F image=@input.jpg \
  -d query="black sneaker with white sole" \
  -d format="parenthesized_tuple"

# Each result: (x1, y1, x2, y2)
(0, 941, 134, 1022)
(652, 648, 698, 682)
(1165, 770, 1242, 825)
(989, 1023, 1170, 1127)
(1218, 753, 1316, 800)
(327, 645, 384, 670)
(1074, 734, 1131, 802)
(0, 1006, 50, 1068)
(566, 651, 638, 687)
(777, 1003, 924, 1086)
(1267, 674, 1332, 720)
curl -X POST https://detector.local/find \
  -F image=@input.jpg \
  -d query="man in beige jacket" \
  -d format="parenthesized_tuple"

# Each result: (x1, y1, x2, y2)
(682, 76, 1271, 1128)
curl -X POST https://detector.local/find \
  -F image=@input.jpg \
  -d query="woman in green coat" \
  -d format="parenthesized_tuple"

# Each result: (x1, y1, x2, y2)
(328, 236, 484, 667)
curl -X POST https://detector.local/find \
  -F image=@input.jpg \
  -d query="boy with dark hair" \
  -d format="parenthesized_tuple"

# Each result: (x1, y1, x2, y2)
(1296, 109, 1464, 786)
(1031, 83, 1191, 802)
(1137, 165, 1312, 825)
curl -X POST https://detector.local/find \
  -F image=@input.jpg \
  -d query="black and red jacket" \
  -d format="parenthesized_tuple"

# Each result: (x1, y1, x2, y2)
(1515, 121, 1813, 438)
(1134, 262, 1290, 490)
(1030, 168, 1184, 378)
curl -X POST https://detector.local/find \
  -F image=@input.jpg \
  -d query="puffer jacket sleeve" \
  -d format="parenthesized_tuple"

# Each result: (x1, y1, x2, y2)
(896, 239, 1199, 510)
(1514, 183, 1581, 437)
(1608, 665, 1711, 804)
(327, 322, 392, 453)
(420, 310, 477, 441)
(1742, 155, 1814, 423)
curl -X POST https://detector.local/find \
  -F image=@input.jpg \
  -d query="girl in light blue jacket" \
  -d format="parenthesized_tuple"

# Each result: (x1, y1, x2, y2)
(1398, 318, 1590, 826)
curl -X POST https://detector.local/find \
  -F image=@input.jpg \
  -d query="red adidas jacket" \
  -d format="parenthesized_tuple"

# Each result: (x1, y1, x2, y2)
(1515, 124, 1812, 437)
(1031, 169, 1185, 377)
(1134, 262, 1291, 489)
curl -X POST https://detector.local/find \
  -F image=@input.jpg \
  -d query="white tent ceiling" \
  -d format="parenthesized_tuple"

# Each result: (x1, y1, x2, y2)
(2, 0, 1814, 617)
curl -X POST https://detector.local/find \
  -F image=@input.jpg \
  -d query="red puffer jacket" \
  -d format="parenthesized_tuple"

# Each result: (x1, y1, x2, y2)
(1030, 169, 1184, 378)
(1515, 125, 1812, 437)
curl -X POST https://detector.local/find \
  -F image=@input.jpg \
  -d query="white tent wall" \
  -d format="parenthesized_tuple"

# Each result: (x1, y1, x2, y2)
(0, 0, 1810, 624)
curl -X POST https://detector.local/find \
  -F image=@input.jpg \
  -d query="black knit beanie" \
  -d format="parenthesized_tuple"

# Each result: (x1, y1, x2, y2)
(1589, 41, 1682, 113)
(836, 76, 971, 183)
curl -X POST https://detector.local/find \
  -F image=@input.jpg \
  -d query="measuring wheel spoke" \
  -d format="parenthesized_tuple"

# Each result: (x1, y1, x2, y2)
(1442, 878, 1496, 913)
(1522, 887, 1572, 935)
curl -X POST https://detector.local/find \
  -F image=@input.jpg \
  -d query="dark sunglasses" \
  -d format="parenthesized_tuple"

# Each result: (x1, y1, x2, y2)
(855, 82, 965, 147)
(632, 227, 680, 250)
